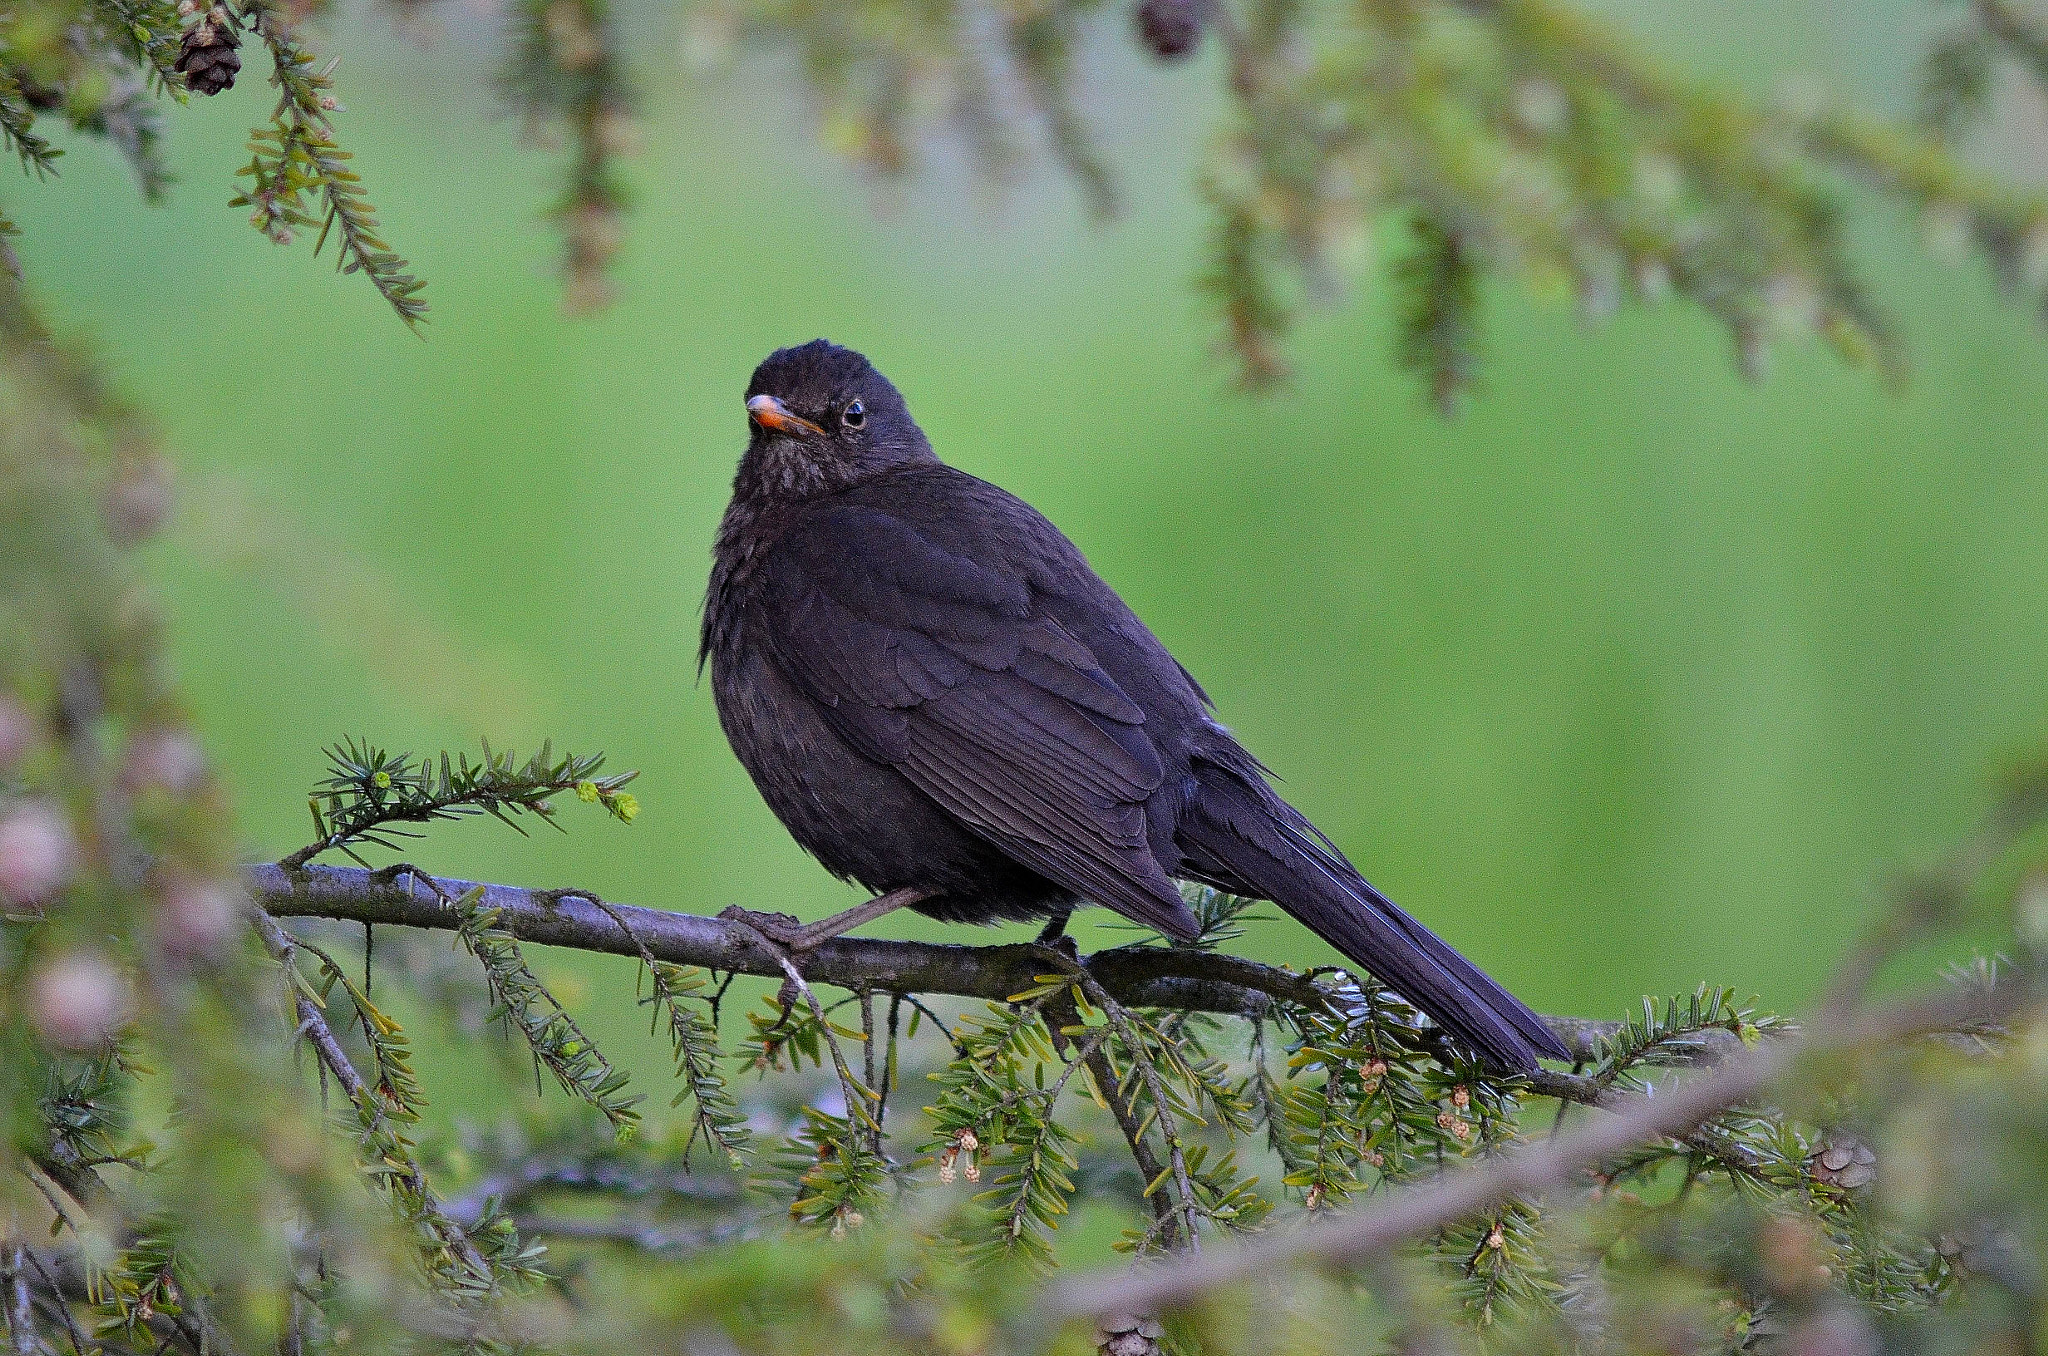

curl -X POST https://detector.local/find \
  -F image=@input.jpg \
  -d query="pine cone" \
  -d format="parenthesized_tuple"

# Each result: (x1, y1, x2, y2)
(1807, 1136, 1877, 1191)
(1094, 1314, 1163, 1356)
(15, 76, 63, 111)
(175, 10, 241, 96)
(1134, 0, 1202, 60)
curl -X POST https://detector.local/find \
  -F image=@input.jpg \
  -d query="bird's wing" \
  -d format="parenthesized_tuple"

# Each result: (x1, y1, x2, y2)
(756, 503, 1199, 939)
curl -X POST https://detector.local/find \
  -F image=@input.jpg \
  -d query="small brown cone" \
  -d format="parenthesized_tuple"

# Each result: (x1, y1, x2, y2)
(175, 9, 242, 96)
(1134, 0, 1202, 60)
(1094, 1314, 1163, 1356)
(1808, 1135, 1878, 1191)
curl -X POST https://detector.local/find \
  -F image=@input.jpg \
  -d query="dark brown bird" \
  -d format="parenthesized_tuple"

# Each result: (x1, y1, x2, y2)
(702, 340, 1566, 1072)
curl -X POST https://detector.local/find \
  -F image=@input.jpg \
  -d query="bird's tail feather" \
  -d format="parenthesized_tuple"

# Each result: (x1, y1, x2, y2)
(1180, 769, 1567, 1072)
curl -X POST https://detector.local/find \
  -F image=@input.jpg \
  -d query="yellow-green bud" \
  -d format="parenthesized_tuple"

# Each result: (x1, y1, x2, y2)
(610, 792, 640, 823)
(371, 770, 391, 789)
(575, 780, 599, 803)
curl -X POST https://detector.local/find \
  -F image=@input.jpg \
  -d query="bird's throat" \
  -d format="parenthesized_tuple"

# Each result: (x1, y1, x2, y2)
(737, 437, 841, 502)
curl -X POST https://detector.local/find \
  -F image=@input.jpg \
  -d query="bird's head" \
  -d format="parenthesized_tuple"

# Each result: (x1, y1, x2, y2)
(740, 340, 934, 497)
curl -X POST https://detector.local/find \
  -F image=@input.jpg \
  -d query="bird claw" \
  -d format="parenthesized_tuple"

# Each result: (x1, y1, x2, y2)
(718, 905, 810, 948)
(1034, 934, 1081, 966)
(716, 908, 809, 1026)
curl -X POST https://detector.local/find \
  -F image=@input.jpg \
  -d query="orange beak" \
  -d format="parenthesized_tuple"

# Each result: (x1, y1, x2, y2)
(747, 393, 825, 438)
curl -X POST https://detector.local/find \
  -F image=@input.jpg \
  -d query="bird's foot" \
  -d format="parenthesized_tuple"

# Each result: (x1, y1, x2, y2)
(718, 905, 820, 951)
(369, 861, 446, 901)
(719, 887, 935, 953)
(712, 909, 809, 1019)
(1030, 934, 1082, 970)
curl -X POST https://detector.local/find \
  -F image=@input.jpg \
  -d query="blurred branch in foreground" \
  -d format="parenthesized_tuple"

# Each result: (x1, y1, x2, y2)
(0, 268, 456, 1356)
(12, 0, 2048, 399)
(1048, 953, 2027, 1324)
(695, 0, 2048, 405)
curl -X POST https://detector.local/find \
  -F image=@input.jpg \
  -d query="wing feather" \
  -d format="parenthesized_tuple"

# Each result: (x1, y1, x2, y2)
(759, 504, 1196, 939)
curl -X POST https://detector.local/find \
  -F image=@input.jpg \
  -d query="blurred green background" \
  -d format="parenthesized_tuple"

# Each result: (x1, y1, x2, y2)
(12, 0, 2048, 1105)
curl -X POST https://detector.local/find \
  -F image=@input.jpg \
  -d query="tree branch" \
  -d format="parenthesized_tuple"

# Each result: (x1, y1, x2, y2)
(249, 863, 1622, 1057)
(254, 864, 1321, 1013)
(20, 1156, 231, 1356)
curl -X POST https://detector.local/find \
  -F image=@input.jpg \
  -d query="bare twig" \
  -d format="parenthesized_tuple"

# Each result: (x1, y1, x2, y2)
(760, 946, 878, 1136)
(1068, 968, 1202, 1254)
(1045, 986, 1180, 1247)
(5, 1244, 43, 1356)
(15, 1251, 86, 1356)
(859, 987, 882, 1153)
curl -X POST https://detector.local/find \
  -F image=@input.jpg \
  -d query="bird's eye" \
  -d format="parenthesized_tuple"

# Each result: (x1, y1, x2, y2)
(841, 399, 866, 431)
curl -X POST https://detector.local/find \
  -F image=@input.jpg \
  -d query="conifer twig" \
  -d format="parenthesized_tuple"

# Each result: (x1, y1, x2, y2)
(251, 911, 498, 1286)
(1045, 957, 2032, 1321)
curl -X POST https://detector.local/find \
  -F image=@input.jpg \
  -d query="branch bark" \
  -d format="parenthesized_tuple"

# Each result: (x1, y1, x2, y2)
(252, 864, 1342, 1017)
(248, 863, 1628, 1055)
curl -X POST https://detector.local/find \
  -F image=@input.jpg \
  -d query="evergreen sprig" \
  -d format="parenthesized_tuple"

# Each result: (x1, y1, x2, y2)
(300, 935, 428, 1121)
(1587, 985, 1789, 1091)
(0, 72, 61, 177)
(640, 960, 752, 1170)
(1396, 215, 1483, 416)
(90, 1233, 190, 1346)
(500, 0, 635, 310)
(1177, 885, 1271, 951)
(1923, 0, 2048, 140)
(758, 1105, 890, 1237)
(339, 1077, 551, 1305)
(1437, 1199, 1560, 1327)
(554, 887, 752, 1168)
(286, 737, 637, 868)
(450, 885, 644, 1138)
(101, 0, 187, 90)
(922, 998, 1086, 1270)
(1004, 0, 1115, 220)
(265, 919, 535, 1300)
(738, 986, 841, 1077)
(228, 0, 426, 325)
(38, 1047, 146, 1174)
(1277, 973, 1483, 1199)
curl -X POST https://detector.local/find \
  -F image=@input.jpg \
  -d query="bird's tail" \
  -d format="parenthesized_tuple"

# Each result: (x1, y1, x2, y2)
(1179, 765, 1567, 1073)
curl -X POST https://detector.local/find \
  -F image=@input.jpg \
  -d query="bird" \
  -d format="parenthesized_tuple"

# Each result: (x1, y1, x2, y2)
(701, 339, 1568, 1073)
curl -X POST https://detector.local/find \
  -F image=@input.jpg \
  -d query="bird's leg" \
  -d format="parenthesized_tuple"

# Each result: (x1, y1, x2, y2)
(719, 885, 934, 953)
(1034, 907, 1073, 944)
